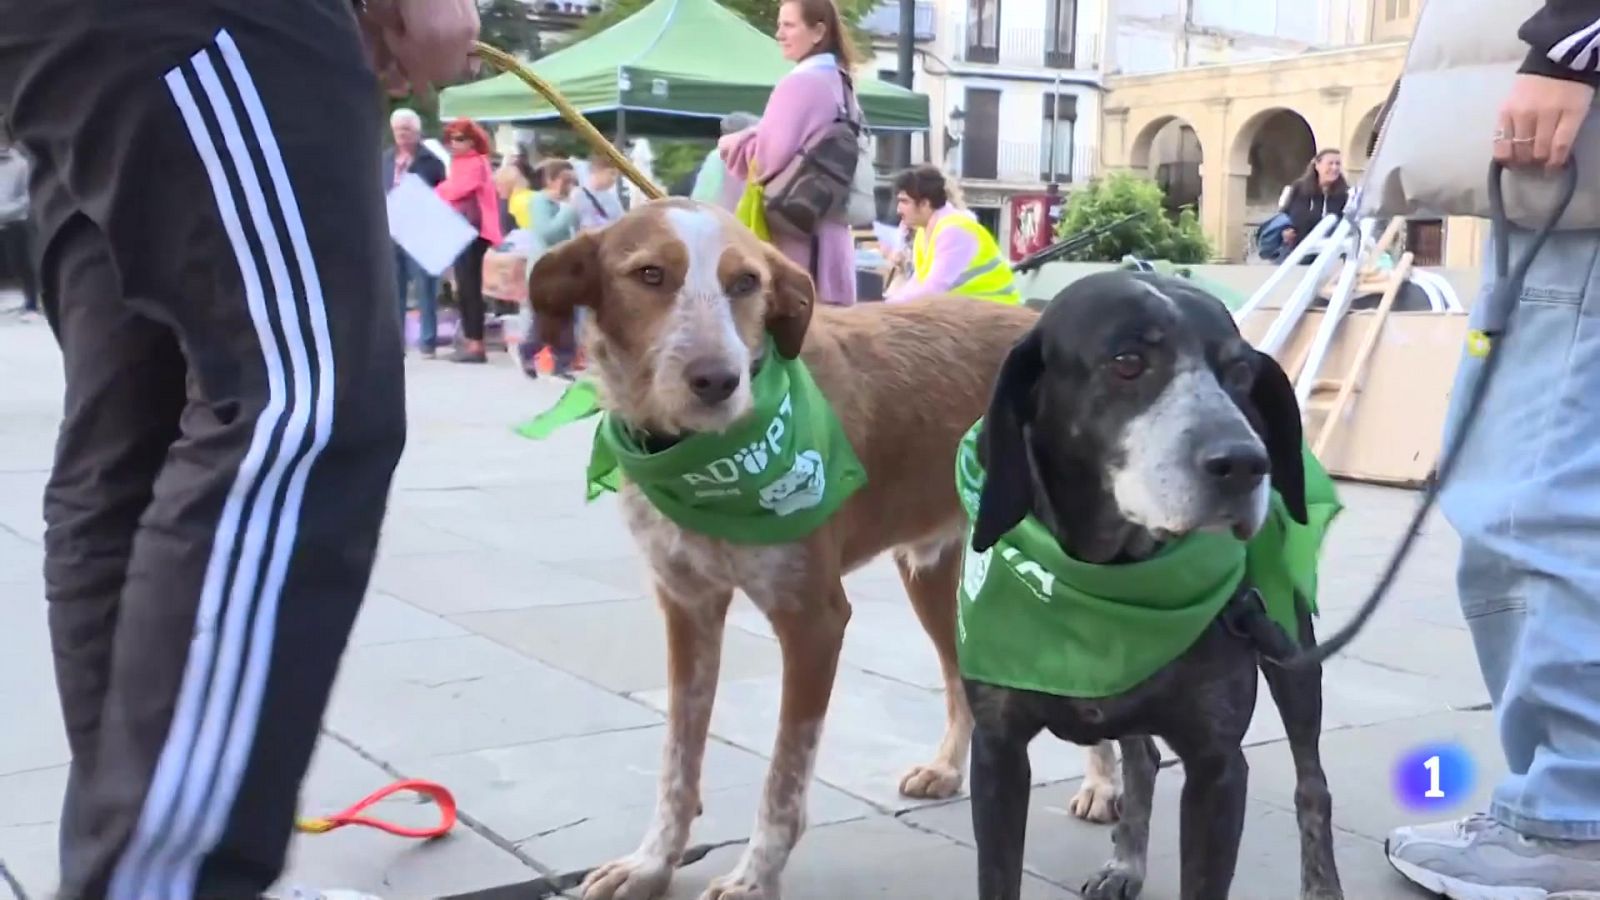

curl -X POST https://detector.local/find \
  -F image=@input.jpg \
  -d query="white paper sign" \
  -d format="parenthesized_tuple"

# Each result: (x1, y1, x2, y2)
(386, 173, 476, 277)
(872, 221, 906, 255)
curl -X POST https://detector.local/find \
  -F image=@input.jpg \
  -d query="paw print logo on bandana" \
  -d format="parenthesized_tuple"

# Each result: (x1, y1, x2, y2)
(734, 441, 771, 475)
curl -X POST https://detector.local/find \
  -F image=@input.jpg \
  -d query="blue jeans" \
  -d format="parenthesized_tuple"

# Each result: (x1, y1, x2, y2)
(394, 243, 438, 349)
(1438, 225, 1600, 841)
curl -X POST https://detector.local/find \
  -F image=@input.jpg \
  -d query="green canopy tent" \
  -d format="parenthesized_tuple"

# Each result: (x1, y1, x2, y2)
(439, 0, 929, 139)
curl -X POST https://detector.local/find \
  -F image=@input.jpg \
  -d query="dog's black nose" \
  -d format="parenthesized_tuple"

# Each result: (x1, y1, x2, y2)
(685, 359, 741, 405)
(1199, 442, 1269, 494)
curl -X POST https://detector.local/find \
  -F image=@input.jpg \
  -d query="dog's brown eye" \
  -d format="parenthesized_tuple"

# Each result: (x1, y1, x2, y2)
(637, 265, 665, 286)
(1110, 352, 1146, 380)
(728, 272, 760, 295)
(1224, 359, 1253, 391)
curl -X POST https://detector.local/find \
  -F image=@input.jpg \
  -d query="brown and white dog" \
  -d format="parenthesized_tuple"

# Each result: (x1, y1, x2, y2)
(527, 199, 1111, 899)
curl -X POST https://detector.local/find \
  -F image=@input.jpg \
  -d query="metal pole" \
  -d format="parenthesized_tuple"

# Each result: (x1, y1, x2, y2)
(895, 0, 915, 169)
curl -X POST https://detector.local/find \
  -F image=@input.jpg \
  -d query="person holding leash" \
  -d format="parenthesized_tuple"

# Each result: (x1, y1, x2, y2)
(0, 1, 477, 897)
(885, 164, 1021, 305)
(1374, 1, 1600, 896)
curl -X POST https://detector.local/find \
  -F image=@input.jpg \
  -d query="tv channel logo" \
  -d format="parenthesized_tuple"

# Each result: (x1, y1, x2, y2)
(1392, 741, 1476, 813)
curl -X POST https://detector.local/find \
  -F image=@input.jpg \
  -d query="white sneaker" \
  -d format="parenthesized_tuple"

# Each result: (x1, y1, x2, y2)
(1386, 813, 1600, 899)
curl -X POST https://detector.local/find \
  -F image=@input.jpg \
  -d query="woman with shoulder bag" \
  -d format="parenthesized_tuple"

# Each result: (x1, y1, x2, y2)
(720, 0, 862, 306)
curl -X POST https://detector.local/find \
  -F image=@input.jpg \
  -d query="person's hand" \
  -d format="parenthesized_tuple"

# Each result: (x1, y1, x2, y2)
(1283, 227, 1297, 243)
(717, 131, 746, 162)
(1494, 73, 1596, 171)
(361, 0, 479, 97)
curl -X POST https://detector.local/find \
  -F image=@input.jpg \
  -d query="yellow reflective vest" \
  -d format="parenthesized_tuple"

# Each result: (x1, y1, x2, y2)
(912, 211, 1022, 305)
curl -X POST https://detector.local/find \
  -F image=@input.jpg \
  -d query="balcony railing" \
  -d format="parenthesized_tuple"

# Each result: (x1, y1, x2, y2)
(948, 17, 1098, 69)
(958, 139, 1098, 184)
(860, 1, 938, 41)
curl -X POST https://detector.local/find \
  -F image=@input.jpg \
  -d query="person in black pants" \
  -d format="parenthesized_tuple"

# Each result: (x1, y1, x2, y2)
(435, 117, 502, 364)
(0, 1, 477, 897)
(0, 131, 38, 312)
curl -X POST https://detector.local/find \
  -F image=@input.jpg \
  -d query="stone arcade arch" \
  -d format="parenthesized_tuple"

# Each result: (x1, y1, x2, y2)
(1129, 115, 1205, 214)
(1347, 104, 1386, 179)
(1232, 107, 1318, 219)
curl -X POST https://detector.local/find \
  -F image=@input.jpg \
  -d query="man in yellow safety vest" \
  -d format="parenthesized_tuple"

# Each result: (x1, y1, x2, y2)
(884, 164, 1021, 305)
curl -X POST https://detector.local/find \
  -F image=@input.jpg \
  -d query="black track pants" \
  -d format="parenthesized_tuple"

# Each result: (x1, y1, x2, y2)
(0, 1, 407, 897)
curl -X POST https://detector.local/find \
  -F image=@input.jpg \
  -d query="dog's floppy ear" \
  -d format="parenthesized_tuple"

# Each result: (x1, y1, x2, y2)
(973, 330, 1044, 552)
(528, 231, 602, 345)
(763, 245, 815, 360)
(1249, 349, 1308, 525)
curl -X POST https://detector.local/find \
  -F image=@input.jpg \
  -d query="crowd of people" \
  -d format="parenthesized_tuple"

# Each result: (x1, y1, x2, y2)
(386, 0, 1023, 378)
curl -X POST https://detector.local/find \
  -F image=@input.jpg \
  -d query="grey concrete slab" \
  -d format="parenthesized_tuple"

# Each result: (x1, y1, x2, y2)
(0, 473, 47, 546)
(0, 763, 67, 899)
(904, 766, 1424, 900)
(1246, 708, 1504, 843)
(374, 515, 489, 559)
(729, 589, 948, 693)
(0, 525, 42, 583)
(325, 635, 660, 764)
(0, 580, 67, 776)
(421, 504, 637, 561)
(275, 739, 539, 899)
(634, 666, 1093, 813)
(350, 590, 471, 648)
(373, 549, 642, 617)
(410, 725, 874, 876)
(452, 598, 784, 695)
(664, 815, 1076, 900)
(553, 553, 656, 596)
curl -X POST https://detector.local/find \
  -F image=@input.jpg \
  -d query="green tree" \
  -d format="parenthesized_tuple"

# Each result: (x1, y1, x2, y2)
(479, 0, 546, 61)
(1054, 172, 1212, 263)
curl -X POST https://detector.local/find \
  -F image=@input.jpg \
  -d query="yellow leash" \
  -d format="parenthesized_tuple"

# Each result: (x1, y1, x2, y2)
(471, 42, 667, 202)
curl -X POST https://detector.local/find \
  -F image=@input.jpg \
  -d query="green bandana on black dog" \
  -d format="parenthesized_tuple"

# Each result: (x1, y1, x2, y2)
(517, 341, 867, 545)
(954, 419, 1342, 699)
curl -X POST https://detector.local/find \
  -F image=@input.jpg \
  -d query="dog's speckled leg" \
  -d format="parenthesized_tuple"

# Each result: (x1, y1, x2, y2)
(1070, 741, 1123, 823)
(1263, 609, 1344, 900)
(701, 585, 852, 900)
(1175, 745, 1249, 900)
(1083, 736, 1157, 900)
(895, 544, 973, 800)
(583, 585, 733, 900)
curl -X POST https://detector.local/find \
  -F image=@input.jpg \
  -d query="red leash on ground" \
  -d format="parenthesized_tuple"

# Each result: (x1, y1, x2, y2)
(295, 779, 457, 840)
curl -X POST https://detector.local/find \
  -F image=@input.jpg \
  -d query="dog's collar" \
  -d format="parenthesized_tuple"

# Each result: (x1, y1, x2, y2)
(627, 352, 769, 453)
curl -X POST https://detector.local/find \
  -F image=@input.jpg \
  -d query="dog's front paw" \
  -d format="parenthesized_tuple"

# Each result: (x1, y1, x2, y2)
(1082, 862, 1144, 900)
(898, 761, 963, 799)
(581, 854, 673, 900)
(1068, 778, 1122, 823)
(700, 874, 775, 900)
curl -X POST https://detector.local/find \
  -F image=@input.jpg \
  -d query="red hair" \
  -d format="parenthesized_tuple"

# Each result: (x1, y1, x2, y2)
(442, 117, 491, 156)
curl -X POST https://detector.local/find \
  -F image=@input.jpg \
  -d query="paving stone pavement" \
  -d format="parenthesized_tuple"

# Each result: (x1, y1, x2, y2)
(0, 288, 1496, 899)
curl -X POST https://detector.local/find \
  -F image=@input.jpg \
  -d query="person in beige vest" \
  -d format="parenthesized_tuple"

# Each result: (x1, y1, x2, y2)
(1367, 2, 1600, 897)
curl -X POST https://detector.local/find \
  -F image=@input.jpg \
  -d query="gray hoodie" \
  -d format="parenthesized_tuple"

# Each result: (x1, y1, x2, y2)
(0, 148, 29, 227)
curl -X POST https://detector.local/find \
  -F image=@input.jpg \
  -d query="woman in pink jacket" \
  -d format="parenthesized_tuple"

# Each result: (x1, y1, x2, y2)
(720, 0, 859, 306)
(436, 117, 504, 363)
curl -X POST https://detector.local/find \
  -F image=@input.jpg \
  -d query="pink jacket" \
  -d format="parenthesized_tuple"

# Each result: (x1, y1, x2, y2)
(436, 153, 504, 246)
(724, 54, 857, 306)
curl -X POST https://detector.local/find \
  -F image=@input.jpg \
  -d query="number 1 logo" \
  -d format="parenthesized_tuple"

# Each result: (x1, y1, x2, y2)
(1393, 743, 1475, 812)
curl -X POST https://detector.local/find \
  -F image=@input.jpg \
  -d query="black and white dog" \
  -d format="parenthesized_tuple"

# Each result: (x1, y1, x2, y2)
(965, 271, 1343, 900)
